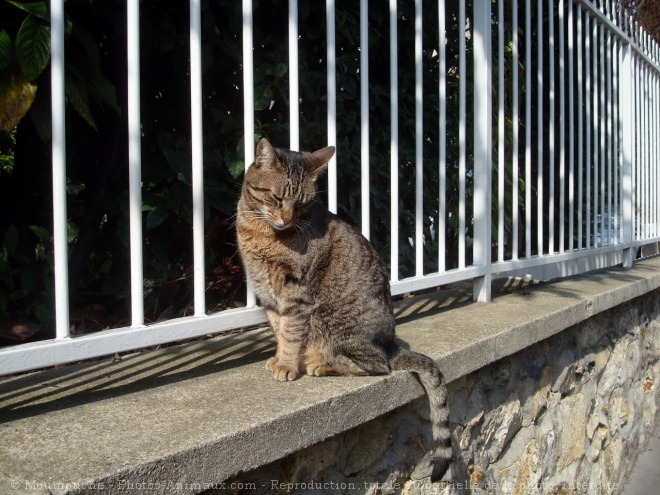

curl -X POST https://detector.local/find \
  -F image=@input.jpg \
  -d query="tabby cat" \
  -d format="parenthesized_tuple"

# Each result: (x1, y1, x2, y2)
(236, 138, 452, 481)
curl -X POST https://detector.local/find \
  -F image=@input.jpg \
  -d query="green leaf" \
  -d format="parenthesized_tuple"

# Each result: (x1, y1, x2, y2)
(0, 245, 8, 270)
(32, 301, 54, 327)
(27, 84, 51, 140)
(218, 113, 236, 134)
(66, 181, 85, 195)
(227, 159, 244, 179)
(227, 135, 246, 179)
(20, 266, 36, 292)
(10, 288, 28, 301)
(69, 24, 120, 115)
(28, 225, 50, 241)
(0, 73, 38, 132)
(15, 15, 50, 80)
(0, 30, 13, 70)
(180, 203, 193, 224)
(67, 222, 79, 243)
(263, 62, 287, 78)
(146, 207, 170, 230)
(34, 240, 46, 261)
(70, 23, 101, 69)
(162, 148, 189, 176)
(98, 258, 112, 274)
(3, 225, 19, 254)
(89, 71, 120, 115)
(253, 86, 273, 111)
(64, 65, 97, 130)
(176, 172, 191, 186)
(4, 1, 49, 20)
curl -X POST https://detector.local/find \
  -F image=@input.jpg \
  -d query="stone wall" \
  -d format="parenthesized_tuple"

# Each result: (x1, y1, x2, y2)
(216, 289, 660, 495)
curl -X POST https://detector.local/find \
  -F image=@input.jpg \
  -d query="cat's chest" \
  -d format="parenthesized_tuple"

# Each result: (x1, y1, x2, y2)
(242, 240, 310, 305)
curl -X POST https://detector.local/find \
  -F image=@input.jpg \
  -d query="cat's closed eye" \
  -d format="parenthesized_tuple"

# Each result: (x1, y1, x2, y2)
(296, 200, 313, 212)
(267, 194, 281, 207)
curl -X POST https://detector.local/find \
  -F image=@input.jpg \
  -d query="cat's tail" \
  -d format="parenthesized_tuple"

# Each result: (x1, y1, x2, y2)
(389, 347, 452, 482)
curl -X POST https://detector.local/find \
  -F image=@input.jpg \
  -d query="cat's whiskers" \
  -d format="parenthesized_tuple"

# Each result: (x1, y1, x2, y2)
(294, 219, 315, 241)
(233, 209, 270, 228)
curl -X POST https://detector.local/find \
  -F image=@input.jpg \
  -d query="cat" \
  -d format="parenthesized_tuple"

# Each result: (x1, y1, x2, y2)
(236, 138, 452, 482)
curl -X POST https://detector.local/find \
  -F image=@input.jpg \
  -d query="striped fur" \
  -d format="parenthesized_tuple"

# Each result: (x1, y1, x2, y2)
(390, 348, 452, 481)
(236, 138, 452, 481)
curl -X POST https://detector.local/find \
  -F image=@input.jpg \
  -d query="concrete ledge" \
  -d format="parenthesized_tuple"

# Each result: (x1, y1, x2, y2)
(1, 257, 660, 494)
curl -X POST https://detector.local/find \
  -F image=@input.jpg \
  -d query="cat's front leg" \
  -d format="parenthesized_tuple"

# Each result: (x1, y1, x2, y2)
(267, 307, 310, 381)
(263, 315, 303, 381)
(265, 308, 282, 372)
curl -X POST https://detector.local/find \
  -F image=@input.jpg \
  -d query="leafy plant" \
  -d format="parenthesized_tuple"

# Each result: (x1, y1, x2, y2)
(0, 224, 54, 328)
(0, 0, 578, 340)
(0, 126, 15, 176)
(0, 0, 120, 136)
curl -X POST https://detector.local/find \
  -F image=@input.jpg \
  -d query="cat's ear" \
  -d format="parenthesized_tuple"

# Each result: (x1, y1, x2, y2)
(308, 146, 335, 178)
(255, 138, 281, 170)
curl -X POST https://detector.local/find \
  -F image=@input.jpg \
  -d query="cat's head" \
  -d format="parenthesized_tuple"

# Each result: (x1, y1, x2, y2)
(241, 138, 335, 231)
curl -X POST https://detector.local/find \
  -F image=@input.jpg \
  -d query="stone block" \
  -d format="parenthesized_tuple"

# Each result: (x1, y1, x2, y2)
(482, 397, 523, 464)
(499, 440, 541, 495)
(343, 421, 389, 476)
(557, 393, 589, 471)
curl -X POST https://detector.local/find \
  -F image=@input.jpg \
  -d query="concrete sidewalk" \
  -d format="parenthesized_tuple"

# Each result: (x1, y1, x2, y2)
(620, 413, 660, 495)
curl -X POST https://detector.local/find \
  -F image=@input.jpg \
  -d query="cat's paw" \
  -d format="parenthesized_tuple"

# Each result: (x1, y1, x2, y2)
(266, 357, 279, 371)
(272, 363, 299, 381)
(306, 362, 339, 376)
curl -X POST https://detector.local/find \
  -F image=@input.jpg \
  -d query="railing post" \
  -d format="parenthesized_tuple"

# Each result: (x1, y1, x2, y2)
(51, 0, 70, 339)
(389, 0, 399, 282)
(472, 0, 493, 302)
(242, 0, 257, 307)
(127, 0, 144, 326)
(620, 44, 635, 267)
(360, 0, 370, 240)
(327, 0, 337, 213)
(289, 0, 299, 150)
(190, 0, 206, 317)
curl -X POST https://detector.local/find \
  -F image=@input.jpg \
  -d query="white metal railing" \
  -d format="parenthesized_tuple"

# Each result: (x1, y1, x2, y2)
(50, 0, 68, 340)
(1, 0, 659, 376)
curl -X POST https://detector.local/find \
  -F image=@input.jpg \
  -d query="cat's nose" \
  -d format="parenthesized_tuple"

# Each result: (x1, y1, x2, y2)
(280, 210, 294, 225)
(281, 215, 296, 226)
(279, 213, 298, 229)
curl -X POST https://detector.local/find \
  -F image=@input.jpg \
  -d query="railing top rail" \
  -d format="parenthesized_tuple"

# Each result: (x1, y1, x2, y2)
(575, 0, 660, 70)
